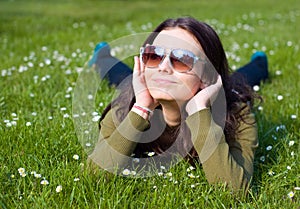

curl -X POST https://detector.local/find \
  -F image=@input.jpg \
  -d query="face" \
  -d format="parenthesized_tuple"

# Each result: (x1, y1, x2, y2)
(143, 28, 206, 105)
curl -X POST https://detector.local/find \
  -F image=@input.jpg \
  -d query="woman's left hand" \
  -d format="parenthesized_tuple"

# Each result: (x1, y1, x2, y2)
(186, 75, 223, 115)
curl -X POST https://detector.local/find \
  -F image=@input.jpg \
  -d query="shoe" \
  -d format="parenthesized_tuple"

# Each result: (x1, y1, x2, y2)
(251, 51, 267, 62)
(88, 42, 110, 67)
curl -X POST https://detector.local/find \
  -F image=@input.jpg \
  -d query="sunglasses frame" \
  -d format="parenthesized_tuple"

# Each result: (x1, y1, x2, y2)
(140, 45, 206, 73)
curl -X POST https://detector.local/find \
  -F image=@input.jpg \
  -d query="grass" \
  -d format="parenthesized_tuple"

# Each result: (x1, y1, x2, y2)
(0, 0, 300, 208)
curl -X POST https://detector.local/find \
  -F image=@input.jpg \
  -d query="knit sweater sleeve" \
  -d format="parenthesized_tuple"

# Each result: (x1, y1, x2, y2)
(87, 108, 150, 172)
(185, 106, 258, 192)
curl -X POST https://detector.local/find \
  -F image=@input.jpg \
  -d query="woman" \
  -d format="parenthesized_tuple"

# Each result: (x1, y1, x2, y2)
(88, 17, 260, 193)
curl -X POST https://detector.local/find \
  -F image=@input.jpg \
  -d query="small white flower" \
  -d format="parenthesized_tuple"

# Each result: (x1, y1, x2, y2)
(66, 87, 73, 93)
(34, 173, 42, 178)
(189, 166, 195, 170)
(44, 58, 51, 65)
(288, 141, 295, 146)
(92, 112, 99, 116)
(276, 125, 286, 132)
(153, 186, 157, 189)
(85, 142, 91, 147)
(122, 169, 131, 176)
(73, 114, 79, 118)
(60, 107, 67, 111)
(188, 173, 195, 178)
(6, 122, 12, 127)
(74, 178, 80, 182)
(147, 152, 155, 157)
(63, 114, 70, 118)
(268, 170, 275, 176)
(132, 158, 140, 163)
(275, 70, 282, 75)
(266, 145, 272, 151)
(48, 116, 53, 120)
(260, 156, 265, 162)
(65, 69, 72, 75)
(191, 184, 195, 188)
(27, 62, 34, 68)
(26, 122, 32, 127)
(287, 41, 293, 47)
(294, 187, 300, 191)
(130, 171, 137, 176)
(291, 115, 297, 119)
(158, 172, 164, 176)
(287, 191, 294, 199)
(56, 185, 63, 193)
(287, 166, 291, 170)
(18, 168, 25, 174)
(253, 85, 260, 91)
(87, 94, 93, 100)
(291, 151, 295, 157)
(92, 116, 101, 122)
(166, 172, 172, 177)
(160, 166, 166, 170)
(40, 179, 49, 185)
(73, 154, 79, 160)
(277, 95, 283, 101)
(32, 112, 37, 116)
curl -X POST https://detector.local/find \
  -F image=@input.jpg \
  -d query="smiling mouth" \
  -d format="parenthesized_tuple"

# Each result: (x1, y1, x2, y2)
(153, 78, 177, 84)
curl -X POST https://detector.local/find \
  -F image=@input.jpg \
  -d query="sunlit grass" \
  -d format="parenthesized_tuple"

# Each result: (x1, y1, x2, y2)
(0, 0, 299, 208)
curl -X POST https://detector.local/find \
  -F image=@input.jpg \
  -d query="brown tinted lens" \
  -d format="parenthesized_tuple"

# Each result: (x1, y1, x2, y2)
(170, 49, 195, 72)
(142, 46, 164, 67)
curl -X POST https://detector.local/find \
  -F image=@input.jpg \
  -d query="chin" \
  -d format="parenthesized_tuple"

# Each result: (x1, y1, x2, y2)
(150, 89, 194, 103)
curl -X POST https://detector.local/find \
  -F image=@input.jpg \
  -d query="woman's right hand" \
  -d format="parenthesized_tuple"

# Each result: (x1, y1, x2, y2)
(132, 56, 158, 110)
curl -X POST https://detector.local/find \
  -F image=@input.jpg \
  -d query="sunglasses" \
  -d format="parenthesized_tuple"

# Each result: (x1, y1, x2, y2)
(140, 45, 206, 73)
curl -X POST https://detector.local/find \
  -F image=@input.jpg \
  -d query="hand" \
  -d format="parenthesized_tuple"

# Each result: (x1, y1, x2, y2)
(132, 56, 158, 110)
(186, 75, 223, 115)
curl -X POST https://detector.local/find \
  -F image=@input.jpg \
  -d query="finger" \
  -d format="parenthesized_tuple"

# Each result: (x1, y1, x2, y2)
(139, 56, 145, 73)
(133, 56, 147, 86)
(133, 56, 141, 75)
(216, 75, 223, 86)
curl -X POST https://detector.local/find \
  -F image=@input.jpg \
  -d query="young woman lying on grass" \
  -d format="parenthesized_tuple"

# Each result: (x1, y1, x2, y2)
(88, 16, 268, 193)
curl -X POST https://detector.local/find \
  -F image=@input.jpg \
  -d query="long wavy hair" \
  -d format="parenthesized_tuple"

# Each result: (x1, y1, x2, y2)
(100, 17, 257, 159)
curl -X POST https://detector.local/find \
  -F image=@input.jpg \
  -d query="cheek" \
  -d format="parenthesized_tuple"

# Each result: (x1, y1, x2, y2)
(183, 77, 201, 95)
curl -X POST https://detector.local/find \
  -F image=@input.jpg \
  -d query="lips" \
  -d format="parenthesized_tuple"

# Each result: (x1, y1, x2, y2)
(153, 78, 177, 84)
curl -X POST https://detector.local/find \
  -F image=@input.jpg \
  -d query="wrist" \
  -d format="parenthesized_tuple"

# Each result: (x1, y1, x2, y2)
(131, 103, 154, 120)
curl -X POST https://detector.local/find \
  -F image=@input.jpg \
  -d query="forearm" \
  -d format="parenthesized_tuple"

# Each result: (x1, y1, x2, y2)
(186, 108, 257, 192)
(88, 110, 150, 171)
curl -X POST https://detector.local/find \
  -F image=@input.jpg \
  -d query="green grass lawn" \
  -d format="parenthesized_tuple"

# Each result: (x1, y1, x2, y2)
(0, 0, 299, 208)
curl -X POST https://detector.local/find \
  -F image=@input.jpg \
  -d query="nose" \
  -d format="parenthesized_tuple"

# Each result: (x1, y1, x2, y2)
(158, 55, 173, 73)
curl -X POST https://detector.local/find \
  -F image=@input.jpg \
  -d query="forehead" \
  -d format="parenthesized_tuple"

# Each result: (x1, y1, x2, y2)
(152, 28, 204, 55)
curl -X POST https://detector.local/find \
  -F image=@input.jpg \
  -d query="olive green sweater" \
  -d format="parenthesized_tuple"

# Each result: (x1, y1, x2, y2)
(88, 105, 258, 192)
